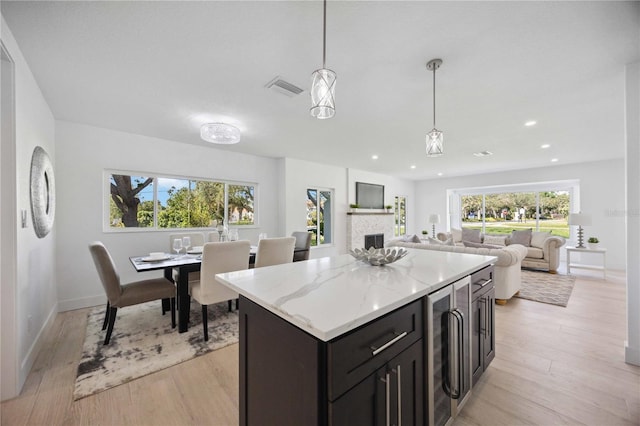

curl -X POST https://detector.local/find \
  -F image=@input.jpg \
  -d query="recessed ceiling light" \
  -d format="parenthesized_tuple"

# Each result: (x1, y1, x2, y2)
(200, 123, 241, 144)
(525, 120, 537, 127)
(437, 172, 443, 176)
(410, 165, 416, 169)
(473, 151, 493, 157)
(371, 155, 379, 160)
(541, 144, 551, 149)
(551, 158, 559, 162)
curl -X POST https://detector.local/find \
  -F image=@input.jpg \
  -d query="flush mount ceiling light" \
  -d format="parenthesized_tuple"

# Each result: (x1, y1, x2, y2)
(310, 0, 336, 119)
(200, 123, 241, 144)
(426, 58, 444, 157)
(525, 120, 537, 127)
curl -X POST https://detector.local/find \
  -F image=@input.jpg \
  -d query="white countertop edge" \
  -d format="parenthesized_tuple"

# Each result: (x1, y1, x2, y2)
(217, 254, 495, 342)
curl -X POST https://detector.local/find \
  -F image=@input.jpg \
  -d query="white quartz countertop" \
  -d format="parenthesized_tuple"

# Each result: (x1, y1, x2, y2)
(216, 249, 495, 342)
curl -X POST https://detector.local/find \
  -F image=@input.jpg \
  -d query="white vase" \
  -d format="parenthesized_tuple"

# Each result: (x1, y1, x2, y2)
(588, 242, 599, 250)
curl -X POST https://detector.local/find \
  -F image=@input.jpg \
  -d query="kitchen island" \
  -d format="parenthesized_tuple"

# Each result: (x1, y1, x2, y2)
(217, 248, 496, 426)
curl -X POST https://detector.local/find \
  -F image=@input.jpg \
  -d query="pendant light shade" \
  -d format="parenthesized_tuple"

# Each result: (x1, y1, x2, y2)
(310, 68, 336, 119)
(426, 58, 443, 157)
(310, 0, 335, 119)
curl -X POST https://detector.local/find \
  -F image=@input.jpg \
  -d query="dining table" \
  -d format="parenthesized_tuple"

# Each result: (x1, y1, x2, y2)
(129, 245, 306, 332)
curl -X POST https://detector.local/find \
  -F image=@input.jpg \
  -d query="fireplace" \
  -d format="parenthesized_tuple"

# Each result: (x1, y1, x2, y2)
(364, 233, 384, 250)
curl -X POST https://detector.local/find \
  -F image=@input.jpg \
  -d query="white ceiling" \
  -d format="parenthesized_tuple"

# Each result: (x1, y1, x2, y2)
(2, 1, 639, 180)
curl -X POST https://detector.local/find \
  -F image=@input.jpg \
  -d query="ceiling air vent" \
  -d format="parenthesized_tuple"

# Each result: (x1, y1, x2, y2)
(266, 76, 304, 97)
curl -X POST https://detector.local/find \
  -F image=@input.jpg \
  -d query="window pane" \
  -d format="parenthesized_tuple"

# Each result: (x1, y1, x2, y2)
(228, 184, 255, 225)
(307, 189, 318, 246)
(538, 191, 569, 238)
(192, 180, 225, 227)
(109, 174, 154, 228)
(320, 191, 332, 244)
(157, 178, 191, 228)
(483, 192, 535, 234)
(461, 195, 483, 231)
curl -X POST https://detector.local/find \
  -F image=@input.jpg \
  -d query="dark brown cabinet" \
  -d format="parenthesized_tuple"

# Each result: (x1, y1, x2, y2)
(239, 296, 424, 426)
(330, 340, 423, 426)
(471, 266, 495, 385)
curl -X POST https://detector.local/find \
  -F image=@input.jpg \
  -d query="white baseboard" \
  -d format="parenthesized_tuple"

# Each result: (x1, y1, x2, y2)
(19, 303, 57, 387)
(625, 342, 640, 366)
(58, 294, 105, 312)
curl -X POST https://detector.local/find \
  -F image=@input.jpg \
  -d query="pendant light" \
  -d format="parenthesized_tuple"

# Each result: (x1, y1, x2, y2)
(310, 0, 336, 119)
(426, 58, 443, 157)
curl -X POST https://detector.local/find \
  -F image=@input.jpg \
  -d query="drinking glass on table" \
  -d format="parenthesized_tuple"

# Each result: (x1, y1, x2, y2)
(172, 238, 183, 256)
(258, 233, 267, 241)
(228, 229, 238, 241)
(182, 236, 191, 253)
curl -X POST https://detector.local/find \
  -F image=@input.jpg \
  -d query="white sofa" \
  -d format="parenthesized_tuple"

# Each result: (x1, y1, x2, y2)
(437, 230, 566, 273)
(386, 238, 528, 303)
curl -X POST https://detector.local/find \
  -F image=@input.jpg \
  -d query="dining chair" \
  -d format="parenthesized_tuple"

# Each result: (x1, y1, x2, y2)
(88, 241, 176, 345)
(254, 236, 296, 268)
(190, 241, 250, 341)
(291, 231, 312, 261)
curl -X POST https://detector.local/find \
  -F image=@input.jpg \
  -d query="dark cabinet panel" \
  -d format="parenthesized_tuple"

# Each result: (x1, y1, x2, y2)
(471, 266, 495, 386)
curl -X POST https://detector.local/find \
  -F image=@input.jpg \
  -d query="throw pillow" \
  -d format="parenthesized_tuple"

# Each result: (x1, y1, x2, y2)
(400, 234, 421, 243)
(510, 229, 532, 246)
(428, 237, 454, 246)
(462, 228, 482, 243)
(483, 235, 507, 246)
(463, 240, 501, 249)
(531, 231, 551, 249)
(450, 228, 462, 243)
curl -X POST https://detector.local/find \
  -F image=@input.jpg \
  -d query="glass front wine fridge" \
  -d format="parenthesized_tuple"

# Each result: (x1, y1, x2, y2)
(427, 275, 471, 426)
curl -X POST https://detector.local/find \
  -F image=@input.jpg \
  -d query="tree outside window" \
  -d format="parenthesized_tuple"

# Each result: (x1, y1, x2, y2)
(108, 173, 255, 229)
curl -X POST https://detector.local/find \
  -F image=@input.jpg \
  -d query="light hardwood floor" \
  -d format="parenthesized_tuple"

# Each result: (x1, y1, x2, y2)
(2, 267, 638, 426)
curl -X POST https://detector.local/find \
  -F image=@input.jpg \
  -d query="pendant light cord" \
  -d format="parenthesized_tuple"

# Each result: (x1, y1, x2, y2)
(432, 67, 436, 127)
(322, 0, 327, 68)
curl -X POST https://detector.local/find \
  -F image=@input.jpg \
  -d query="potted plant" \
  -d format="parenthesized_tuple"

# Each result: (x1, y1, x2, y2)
(385, 204, 393, 212)
(349, 203, 360, 212)
(587, 237, 599, 249)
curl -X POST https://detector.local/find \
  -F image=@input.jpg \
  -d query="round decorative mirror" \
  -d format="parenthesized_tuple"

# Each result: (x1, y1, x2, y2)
(29, 146, 55, 238)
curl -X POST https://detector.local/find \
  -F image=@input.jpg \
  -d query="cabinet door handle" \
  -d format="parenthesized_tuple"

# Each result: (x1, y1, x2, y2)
(478, 298, 487, 336)
(371, 331, 408, 356)
(385, 372, 391, 426)
(396, 365, 402, 426)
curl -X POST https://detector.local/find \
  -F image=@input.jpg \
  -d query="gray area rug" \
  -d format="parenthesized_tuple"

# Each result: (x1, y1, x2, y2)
(73, 300, 238, 400)
(514, 269, 576, 307)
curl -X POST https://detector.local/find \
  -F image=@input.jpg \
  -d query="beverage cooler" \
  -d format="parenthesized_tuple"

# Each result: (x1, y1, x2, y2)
(427, 275, 471, 426)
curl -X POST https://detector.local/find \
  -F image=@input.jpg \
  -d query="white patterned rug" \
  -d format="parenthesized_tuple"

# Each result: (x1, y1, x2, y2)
(515, 269, 576, 307)
(73, 300, 238, 400)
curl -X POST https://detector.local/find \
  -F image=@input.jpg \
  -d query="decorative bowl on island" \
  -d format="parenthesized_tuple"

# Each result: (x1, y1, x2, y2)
(349, 247, 408, 266)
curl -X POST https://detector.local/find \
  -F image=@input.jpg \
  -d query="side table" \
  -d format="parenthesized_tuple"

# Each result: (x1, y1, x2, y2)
(566, 246, 607, 279)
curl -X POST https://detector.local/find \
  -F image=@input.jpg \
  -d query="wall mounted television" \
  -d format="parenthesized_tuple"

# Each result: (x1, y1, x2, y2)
(355, 182, 384, 209)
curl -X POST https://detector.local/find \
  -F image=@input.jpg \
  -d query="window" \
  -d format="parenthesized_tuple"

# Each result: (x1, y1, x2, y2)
(394, 196, 407, 236)
(108, 172, 256, 230)
(453, 183, 574, 238)
(306, 188, 333, 247)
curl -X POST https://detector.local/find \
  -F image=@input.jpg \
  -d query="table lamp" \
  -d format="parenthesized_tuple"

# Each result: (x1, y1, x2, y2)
(568, 212, 591, 248)
(428, 214, 441, 237)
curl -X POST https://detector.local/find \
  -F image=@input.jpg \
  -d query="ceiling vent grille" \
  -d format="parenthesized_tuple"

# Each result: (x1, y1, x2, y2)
(266, 76, 304, 97)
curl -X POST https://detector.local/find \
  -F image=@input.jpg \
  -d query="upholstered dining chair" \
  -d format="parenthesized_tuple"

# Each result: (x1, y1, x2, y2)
(190, 241, 250, 341)
(291, 231, 312, 262)
(88, 241, 176, 345)
(254, 236, 296, 268)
